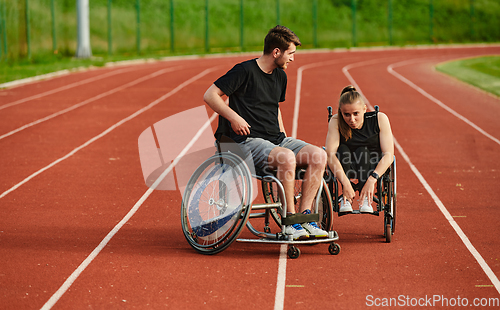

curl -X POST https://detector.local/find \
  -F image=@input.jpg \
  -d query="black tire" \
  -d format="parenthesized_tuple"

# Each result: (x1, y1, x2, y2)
(181, 152, 252, 255)
(288, 246, 301, 259)
(382, 157, 396, 240)
(328, 242, 341, 255)
(391, 158, 397, 233)
(385, 223, 392, 243)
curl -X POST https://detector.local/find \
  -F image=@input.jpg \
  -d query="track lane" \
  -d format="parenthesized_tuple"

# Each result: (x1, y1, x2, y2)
(1, 47, 499, 309)
(279, 47, 500, 309)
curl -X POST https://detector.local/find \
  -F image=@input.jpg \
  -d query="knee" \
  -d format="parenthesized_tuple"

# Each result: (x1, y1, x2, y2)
(270, 148, 296, 170)
(310, 147, 327, 169)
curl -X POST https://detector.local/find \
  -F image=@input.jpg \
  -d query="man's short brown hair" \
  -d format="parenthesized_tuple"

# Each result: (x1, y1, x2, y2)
(263, 25, 301, 55)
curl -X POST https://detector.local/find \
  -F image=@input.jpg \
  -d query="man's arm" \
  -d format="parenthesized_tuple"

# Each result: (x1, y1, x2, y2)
(278, 108, 286, 136)
(203, 84, 251, 136)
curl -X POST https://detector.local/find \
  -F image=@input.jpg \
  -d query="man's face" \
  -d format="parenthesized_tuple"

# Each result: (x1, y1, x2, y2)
(274, 44, 296, 70)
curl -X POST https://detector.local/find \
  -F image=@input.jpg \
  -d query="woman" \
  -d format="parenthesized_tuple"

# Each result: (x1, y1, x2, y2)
(325, 85, 394, 213)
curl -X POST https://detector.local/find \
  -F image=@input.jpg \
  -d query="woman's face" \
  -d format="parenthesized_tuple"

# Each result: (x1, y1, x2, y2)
(340, 99, 367, 129)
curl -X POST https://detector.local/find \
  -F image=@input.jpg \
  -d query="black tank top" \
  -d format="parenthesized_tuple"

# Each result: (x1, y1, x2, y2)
(340, 111, 381, 154)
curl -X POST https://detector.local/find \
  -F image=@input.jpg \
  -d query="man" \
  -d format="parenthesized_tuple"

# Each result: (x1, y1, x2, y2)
(203, 25, 327, 240)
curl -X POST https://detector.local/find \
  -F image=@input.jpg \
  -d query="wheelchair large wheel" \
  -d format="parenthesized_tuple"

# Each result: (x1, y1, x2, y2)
(181, 152, 252, 255)
(262, 176, 333, 231)
(382, 158, 396, 243)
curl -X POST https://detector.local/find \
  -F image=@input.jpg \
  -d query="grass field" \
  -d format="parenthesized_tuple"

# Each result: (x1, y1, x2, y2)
(436, 55, 500, 97)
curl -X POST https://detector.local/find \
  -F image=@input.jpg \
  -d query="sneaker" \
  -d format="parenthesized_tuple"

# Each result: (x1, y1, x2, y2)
(339, 198, 353, 213)
(301, 222, 328, 238)
(300, 209, 328, 238)
(284, 223, 309, 240)
(359, 197, 373, 213)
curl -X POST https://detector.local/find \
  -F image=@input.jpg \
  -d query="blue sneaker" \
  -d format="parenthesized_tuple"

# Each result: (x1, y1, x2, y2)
(284, 223, 309, 240)
(301, 209, 328, 238)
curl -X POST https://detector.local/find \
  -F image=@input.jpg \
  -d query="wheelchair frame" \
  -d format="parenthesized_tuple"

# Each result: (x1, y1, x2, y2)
(180, 141, 340, 259)
(326, 105, 397, 243)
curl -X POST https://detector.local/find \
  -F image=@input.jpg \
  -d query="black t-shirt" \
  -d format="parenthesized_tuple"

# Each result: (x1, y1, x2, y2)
(340, 111, 382, 155)
(214, 59, 287, 144)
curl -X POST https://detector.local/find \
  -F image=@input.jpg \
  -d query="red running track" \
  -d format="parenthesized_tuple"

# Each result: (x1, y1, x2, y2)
(0, 45, 499, 309)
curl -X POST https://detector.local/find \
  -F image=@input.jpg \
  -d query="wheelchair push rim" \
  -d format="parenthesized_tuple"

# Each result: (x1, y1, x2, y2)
(181, 152, 252, 255)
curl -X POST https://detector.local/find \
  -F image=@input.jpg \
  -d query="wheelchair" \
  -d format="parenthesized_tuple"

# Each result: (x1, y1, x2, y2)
(325, 105, 397, 243)
(180, 135, 340, 259)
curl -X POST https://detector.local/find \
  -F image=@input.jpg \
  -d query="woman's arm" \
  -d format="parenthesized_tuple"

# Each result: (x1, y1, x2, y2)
(325, 115, 355, 203)
(359, 112, 394, 204)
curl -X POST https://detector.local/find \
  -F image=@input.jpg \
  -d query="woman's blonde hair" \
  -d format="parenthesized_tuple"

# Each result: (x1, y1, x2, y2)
(337, 85, 364, 141)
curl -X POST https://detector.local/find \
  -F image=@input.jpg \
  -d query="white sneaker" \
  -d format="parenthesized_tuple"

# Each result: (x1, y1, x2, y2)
(359, 197, 373, 213)
(284, 223, 309, 240)
(301, 222, 328, 238)
(339, 198, 353, 212)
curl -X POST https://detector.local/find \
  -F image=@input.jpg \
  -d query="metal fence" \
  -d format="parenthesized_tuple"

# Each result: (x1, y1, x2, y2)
(0, 0, 498, 61)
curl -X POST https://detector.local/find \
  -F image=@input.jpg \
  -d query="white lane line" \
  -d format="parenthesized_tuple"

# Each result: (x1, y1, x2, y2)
(0, 66, 182, 141)
(274, 244, 288, 310)
(394, 138, 500, 295)
(343, 60, 500, 295)
(40, 111, 218, 310)
(0, 68, 217, 200)
(276, 58, 356, 310)
(0, 67, 136, 111)
(291, 59, 358, 139)
(387, 59, 500, 146)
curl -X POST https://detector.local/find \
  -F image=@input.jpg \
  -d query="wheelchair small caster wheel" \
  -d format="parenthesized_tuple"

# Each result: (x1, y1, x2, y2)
(385, 224, 392, 243)
(287, 246, 300, 259)
(328, 242, 341, 255)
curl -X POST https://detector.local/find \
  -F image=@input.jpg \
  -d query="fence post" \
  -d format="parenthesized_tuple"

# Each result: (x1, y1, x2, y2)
(470, 0, 475, 40)
(76, 0, 92, 58)
(276, 0, 280, 25)
(240, 0, 244, 51)
(429, 0, 434, 42)
(1, 0, 6, 57)
(313, 0, 317, 48)
(51, 0, 57, 53)
(388, 0, 393, 45)
(107, 0, 112, 55)
(352, 0, 356, 47)
(170, 0, 174, 53)
(136, 0, 141, 54)
(0, 0, 2, 58)
(205, 0, 209, 52)
(25, 0, 31, 58)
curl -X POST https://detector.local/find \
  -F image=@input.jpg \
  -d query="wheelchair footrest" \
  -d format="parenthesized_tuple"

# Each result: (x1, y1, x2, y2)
(282, 213, 319, 225)
(237, 230, 339, 244)
(338, 210, 379, 217)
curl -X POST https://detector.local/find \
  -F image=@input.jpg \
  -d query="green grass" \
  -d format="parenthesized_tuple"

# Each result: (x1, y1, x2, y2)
(436, 56, 500, 97)
(1, 0, 499, 85)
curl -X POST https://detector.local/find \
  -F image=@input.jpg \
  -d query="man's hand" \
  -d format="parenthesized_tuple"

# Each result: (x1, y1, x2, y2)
(229, 114, 251, 136)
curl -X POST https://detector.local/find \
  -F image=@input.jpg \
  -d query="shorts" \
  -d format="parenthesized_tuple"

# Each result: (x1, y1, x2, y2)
(238, 137, 309, 170)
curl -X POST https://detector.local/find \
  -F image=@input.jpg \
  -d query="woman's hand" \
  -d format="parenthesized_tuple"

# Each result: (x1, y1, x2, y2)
(360, 176, 377, 206)
(342, 181, 356, 204)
